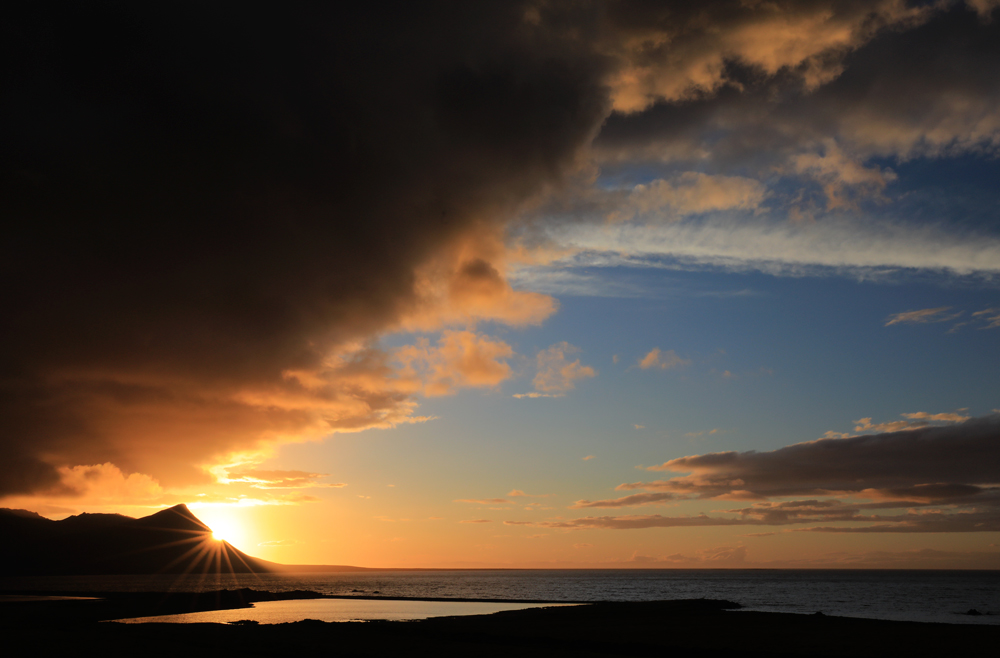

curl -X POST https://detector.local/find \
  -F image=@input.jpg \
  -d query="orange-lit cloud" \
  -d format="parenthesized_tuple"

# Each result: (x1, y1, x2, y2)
(605, 0, 929, 112)
(532, 342, 596, 394)
(885, 306, 962, 325)
(821, 410, 971, 438)
(789, 140, 896, 209)
(402, 227, 558, 331)
(638, 348, 690, 370)
(223, 469, 346, 490)
(396, 330, 515, 397)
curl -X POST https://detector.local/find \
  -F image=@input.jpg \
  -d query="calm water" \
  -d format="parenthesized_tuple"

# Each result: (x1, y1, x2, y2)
(115, 599, 575, 624)
(4, 570, 998, 625)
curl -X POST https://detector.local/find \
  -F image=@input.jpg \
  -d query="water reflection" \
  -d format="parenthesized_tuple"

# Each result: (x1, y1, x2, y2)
(115, 599, 575, 624)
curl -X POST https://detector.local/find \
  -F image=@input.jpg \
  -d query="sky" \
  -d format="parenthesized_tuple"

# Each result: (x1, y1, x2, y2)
(2, 1, 1000, 569)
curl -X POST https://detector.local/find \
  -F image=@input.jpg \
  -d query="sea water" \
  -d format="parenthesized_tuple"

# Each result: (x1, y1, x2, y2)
(3, 569, 997, 625)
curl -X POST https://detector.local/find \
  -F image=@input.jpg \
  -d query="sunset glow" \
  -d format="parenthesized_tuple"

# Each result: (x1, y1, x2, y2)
(196, 509, 248, 548)
(2, 1, 999, 572)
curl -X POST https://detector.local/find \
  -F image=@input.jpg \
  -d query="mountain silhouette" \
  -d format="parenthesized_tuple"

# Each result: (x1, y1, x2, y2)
(0, 504, 280, 576)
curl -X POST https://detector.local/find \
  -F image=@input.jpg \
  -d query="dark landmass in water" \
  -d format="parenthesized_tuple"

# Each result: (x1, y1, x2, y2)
(2, 593, 996, 658)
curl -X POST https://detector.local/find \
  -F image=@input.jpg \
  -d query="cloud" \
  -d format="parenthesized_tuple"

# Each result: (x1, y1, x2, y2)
(507, 490, 551, 498)
(789, 140, 897, 209)
(459, 519, 493, 524)
(609, 173, 766, 222)
(597, 3, 1000, 176)
(50, 463, 165, 503)
(685, 429, 722, 438)
(0, 3, 611, 497)
(570, 493, 676, 508)
(534, 217, 1000, 281)
(581, 455, 596, 461)
(638, 348, 691, 370)
(972, 307, 1000, 329)
(223, 469, 346, 490)
(885, 307, 962, 326)
(455, 498, 510, 505)
(396, 330, 515, 397)
(506, 514, 756, 530)
(508, 487, 1000, 533)
(635, 413, 1000, 500)
(603, 0, 928, 112)
(798, 509, 1000, 533)
(532, 342, 596, 394)
(902, 412, 971, 422)
(822, 410, 971, 437)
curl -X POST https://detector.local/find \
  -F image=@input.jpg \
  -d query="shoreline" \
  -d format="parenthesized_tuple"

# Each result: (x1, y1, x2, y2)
(2, 595, 997, 657)
(3, 586, 995, 623)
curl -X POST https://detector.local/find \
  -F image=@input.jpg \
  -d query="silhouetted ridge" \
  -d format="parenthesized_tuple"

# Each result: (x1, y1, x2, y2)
(0, 505, 272, 576)
(132, 504, 211, 533)
(59, 512, 133, 530)
(0, 508, 48, 520)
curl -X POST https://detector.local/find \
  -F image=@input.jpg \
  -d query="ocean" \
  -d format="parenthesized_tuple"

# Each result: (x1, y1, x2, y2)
(3, 569, 997, 625)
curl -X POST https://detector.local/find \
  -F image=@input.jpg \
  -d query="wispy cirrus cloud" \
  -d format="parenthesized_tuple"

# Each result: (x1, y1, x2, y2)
(223, 469, 346, 490)
(972, 307, 1000, 329)
(570, 492, 676, 509)
(525, 218, 1000, 284)
(885, 307, 963, 326)
(455, 498, 510, 505)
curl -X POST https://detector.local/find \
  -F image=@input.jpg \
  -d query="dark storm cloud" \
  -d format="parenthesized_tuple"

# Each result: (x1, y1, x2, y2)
(0, 2, 611, 494)
(596, 1, 1000, 207)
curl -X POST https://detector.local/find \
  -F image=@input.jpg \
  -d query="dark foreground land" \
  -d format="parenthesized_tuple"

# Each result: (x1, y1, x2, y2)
(2, 592, 997, 658)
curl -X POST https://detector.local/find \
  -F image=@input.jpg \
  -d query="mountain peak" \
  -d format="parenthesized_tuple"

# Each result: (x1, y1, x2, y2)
(133, 503, 211, 532)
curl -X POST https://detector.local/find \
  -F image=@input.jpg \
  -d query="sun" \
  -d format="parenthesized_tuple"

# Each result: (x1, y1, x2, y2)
(210, 517, 243, 544)
(196, 509, 247, 547)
